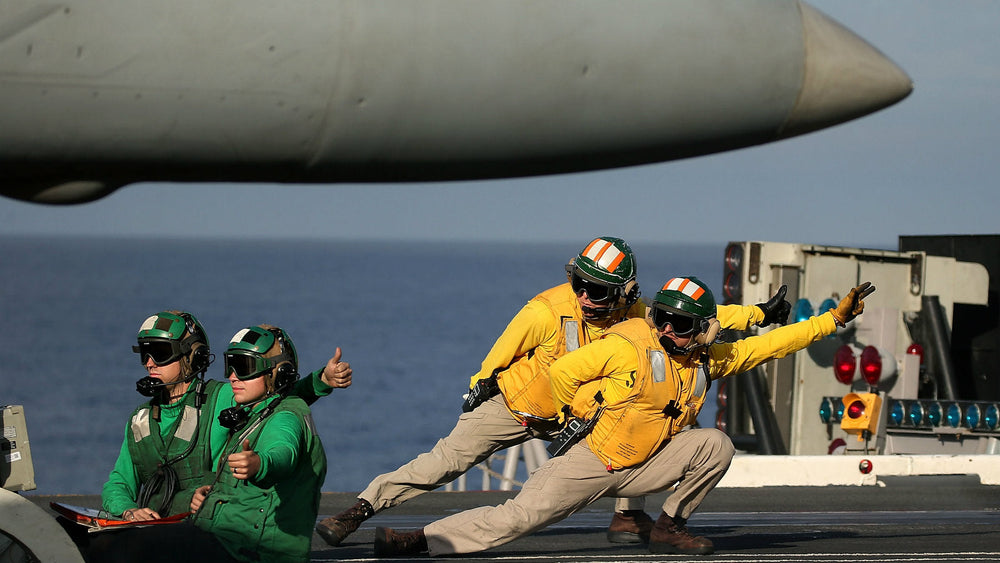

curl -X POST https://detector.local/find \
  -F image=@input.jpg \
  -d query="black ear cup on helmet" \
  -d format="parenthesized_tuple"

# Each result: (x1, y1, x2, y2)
(272, 361, 297, 393)
(188, 343, 210, 374)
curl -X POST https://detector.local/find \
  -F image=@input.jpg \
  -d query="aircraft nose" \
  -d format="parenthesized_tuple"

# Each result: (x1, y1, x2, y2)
(780, 2, 913, 137)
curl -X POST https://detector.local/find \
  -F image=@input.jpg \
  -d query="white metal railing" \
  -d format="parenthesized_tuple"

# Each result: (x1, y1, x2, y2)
(443, 438, 550, 491)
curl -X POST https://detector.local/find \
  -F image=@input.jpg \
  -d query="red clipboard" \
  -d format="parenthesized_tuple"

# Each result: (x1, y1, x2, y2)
(51, 502, 190, 532)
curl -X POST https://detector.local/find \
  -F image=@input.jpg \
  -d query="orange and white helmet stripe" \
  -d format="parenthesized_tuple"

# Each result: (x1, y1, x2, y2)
(662, 277, 706, 300)
(582, 238, 625, 273)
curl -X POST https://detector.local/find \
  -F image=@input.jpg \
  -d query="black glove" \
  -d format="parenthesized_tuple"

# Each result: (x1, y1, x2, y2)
(462, 376, 500, 412)
(756, 284, 791, 326)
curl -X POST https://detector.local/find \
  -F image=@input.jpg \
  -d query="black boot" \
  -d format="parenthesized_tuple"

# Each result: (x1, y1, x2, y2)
(315, 498, 375, 546)
(374, 527, 428, 557)
(648, 511, 714, 555)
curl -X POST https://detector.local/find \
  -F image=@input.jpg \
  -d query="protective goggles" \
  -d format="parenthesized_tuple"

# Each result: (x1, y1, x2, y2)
(569, 270, 622, 305)
(133, 339, 186, 366)
(650, 307, 708, 336)
(224, 352, 275, 381)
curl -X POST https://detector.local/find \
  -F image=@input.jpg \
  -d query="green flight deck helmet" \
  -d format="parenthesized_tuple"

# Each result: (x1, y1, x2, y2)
(650, 277, 720, 353)
(133, 311, 210, 374)
(224, 325, 299, 394)
(565, 237, 639, 314)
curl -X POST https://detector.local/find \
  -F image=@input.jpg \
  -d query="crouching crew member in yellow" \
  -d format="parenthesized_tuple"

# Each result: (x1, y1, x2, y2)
(371, 277, 874, 557)
(318, 238, 791, 547)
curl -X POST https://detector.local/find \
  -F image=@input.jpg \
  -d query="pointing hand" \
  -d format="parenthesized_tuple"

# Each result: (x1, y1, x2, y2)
(831, 282, 876, 326)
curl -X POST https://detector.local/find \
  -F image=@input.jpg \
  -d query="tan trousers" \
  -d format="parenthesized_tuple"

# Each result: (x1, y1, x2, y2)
(359, 395, 646, 513)
(424, 427, 735, 556)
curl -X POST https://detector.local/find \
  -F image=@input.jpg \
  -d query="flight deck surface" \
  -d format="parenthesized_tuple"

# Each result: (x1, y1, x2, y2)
(28, 475, 1000, 563)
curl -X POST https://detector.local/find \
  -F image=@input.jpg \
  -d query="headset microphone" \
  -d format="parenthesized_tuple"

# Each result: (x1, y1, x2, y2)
(135, 369, 205, 398)
(218, 391, 277, 431)
(218, 404, 251, 431)
(135, 376, 168, 397)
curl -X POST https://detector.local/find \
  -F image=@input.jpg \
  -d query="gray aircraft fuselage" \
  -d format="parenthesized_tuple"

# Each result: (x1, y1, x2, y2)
(0, 0, 911, 203)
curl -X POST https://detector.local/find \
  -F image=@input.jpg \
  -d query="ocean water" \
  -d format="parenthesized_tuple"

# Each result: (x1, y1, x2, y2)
(0, 236, 725, 495)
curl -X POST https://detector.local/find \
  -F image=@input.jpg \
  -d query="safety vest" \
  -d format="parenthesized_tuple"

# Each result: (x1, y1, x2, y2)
(579, 318, 712, 470)
(496, 284, 592, 420)
(126, 379, 225, 516)
(193, 396, 326, 563)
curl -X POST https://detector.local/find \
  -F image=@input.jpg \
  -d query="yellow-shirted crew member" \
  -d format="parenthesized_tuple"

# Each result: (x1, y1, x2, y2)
(317, 238, 791, 548)
(372, 277, 875, 557)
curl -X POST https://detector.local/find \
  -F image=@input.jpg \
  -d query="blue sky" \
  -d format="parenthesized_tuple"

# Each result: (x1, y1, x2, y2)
(1, 1, 997, 249)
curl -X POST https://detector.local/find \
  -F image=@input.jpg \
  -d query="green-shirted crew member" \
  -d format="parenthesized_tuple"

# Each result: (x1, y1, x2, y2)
(89, 324, 332, 563)
(101, 311, 349, 521)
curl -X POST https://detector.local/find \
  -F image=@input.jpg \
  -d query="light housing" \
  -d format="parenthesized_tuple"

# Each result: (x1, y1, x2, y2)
(841, 392, 882, 440)
(722, 243, 743, 305)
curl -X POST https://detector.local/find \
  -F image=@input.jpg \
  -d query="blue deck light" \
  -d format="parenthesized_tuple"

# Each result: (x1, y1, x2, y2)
(965, 404, 981, 429)
(907, 401, 925, 426)
(793, 299, 813, 323)
(819, 397, 833, 423)
(945, 403, 963, 428)
(927, 402, 943, 426)
(984, 404, 999, 430)
(888, 400, 904, 426)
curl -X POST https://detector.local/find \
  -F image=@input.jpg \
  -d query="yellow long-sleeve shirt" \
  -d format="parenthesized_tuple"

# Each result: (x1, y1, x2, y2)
(550, 312, 837, 468)
(469, 283, 765, 421)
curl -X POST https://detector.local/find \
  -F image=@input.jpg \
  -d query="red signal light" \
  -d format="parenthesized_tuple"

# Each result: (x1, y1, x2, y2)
(860, 345, 882, 386)
(906, 343, 924, 364)
(833, 345, 856, 384)
(847, 399, 866, 419)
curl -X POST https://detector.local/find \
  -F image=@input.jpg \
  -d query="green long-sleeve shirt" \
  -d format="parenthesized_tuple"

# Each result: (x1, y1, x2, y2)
(101, 370, 331, 516)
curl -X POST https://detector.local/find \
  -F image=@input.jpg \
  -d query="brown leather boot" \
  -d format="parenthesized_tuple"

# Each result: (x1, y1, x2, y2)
(315, 498, 375, 546)
(606, 510, 654, 543)
(374, 527, 428, 557)
(648, 511, 714, 555)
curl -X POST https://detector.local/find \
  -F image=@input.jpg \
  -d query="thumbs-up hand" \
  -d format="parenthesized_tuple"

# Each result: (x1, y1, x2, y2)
(227, 439, 261, 481)
(321, 347, 352, 389)
(756, 284, 792, 326)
